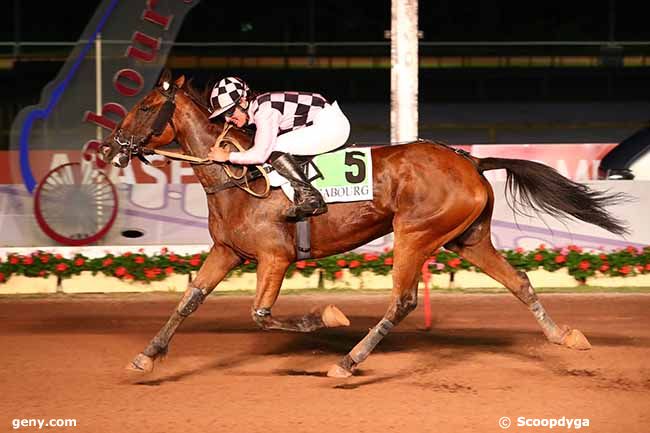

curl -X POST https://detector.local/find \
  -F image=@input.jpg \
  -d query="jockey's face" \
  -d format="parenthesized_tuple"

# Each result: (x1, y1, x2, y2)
(224, 98, 249, 128)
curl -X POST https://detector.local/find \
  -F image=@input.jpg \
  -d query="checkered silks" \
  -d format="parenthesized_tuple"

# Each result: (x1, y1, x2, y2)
(209, 77, 250, 116)
(252, 91, 327, 135)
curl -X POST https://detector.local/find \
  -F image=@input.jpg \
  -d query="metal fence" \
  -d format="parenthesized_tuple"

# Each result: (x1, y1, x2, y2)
(2, 40, 650, 149)
(2, 40, 650, 67)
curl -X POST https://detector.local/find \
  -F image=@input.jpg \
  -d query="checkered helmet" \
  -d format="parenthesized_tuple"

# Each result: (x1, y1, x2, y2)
(208, 76, 250, 119)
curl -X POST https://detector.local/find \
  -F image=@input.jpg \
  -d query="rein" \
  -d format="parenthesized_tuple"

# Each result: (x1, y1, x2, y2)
(213, 124, 271, 198)
(148, 89, 271, 198)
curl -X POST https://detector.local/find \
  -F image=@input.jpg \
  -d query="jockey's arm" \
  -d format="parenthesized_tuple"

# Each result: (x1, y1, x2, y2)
(228, 109, 281, 165)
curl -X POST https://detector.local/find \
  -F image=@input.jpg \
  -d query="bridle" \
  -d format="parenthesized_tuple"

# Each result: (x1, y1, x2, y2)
(150, 84, 179, 138)
(111, 82, 179, 167)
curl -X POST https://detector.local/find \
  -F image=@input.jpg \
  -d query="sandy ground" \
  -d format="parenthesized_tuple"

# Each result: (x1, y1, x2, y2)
(1, 292, 649, 433)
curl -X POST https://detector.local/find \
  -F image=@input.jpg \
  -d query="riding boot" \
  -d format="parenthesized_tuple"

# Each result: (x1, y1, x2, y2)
(270, 153, 327, 219)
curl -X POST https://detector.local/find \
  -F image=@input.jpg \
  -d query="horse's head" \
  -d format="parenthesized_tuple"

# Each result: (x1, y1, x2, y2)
(100, 71, 185, 168)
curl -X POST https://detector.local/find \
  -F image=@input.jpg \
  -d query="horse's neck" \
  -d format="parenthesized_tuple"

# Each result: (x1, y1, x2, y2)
(173, 101, 229, 187)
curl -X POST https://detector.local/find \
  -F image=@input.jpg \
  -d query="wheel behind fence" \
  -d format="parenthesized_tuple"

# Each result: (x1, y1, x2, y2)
(33, 162, 118, 246)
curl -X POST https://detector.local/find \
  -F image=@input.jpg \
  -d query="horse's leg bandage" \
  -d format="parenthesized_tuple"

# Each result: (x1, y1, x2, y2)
(254, 308, 272, 317)
(177, 286, 207, 317)
(530, 300, 564, 342)
(349, 318, 394, 364)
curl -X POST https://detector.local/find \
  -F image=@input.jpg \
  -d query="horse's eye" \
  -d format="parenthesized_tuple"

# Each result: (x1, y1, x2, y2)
(139, 105, 150, 112)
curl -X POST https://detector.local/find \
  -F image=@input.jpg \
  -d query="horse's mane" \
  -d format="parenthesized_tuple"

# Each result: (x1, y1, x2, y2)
(183, 77, 216, 114)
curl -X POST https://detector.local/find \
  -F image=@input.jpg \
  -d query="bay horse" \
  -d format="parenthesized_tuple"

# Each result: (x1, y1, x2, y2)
(104, 73, 628, 378)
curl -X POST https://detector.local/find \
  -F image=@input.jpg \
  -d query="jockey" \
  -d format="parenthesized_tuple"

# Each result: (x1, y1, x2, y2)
(207, 76, 351, 219)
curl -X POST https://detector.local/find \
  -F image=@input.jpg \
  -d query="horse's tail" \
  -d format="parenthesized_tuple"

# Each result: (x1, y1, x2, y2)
(476, 157, 630, 235)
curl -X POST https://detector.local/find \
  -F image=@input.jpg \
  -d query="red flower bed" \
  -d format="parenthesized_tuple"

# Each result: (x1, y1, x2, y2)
(0, 245, 648, 284)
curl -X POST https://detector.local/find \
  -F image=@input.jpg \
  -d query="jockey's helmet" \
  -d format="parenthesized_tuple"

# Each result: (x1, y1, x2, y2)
(208, 76, 250, 119)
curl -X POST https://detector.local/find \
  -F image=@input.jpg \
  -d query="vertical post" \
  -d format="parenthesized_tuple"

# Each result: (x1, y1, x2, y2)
(608, 0, 616, 42)
(95, 33, 103, 142)
(13, 0, 21, 58)
(308, 0, 316, 66)
(390, 0, 419, 144)
(94, 33, 104, 237)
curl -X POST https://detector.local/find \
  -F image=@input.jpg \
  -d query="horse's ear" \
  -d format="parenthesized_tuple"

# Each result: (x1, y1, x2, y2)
(158, 68, 172, 87)
(174, 75, 186, 89)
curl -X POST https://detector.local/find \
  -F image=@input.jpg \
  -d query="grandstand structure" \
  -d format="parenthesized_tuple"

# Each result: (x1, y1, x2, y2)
(2, 0, 650, 149)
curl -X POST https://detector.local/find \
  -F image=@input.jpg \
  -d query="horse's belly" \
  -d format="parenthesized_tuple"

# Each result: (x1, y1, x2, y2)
(309, 201, 393, 258)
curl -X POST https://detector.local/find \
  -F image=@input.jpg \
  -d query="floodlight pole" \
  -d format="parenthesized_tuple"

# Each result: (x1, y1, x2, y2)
(390, 0, 419, 144)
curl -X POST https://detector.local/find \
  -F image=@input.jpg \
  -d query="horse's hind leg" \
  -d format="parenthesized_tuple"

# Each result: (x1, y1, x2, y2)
(327, 232, 431, 378)
(250, 255, 350, 332)
(128, 244, 242, 372)
(446, 218, 591, 350)
(327, 175, 489, 378)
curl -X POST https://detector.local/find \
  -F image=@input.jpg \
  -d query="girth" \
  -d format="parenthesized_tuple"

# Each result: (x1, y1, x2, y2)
(203, 165, 272, 195)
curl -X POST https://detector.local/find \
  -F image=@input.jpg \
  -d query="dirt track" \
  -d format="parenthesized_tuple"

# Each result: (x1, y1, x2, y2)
(1, 292, 649, 433)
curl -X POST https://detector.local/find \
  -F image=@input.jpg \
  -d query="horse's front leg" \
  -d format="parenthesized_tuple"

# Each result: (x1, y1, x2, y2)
(128, 244, 241, 372)
(251, 255, 350, 332)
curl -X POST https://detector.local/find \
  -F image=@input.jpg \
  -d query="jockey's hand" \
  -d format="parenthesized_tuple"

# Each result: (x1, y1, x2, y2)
(208, 146, 230, 162)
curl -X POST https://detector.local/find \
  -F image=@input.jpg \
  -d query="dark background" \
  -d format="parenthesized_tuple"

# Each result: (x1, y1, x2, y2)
(1, 0, 649, 146)
(3, 0, 648, 99)
(2, 0, 646, 43)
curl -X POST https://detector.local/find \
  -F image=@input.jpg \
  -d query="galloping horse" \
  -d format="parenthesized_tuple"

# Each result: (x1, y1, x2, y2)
(104, 72, 627, 378)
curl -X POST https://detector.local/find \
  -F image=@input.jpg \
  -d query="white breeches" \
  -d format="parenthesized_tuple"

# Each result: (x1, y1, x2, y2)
(274, 102, 351, 156)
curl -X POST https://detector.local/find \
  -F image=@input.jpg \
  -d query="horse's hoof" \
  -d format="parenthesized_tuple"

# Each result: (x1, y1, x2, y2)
(321, 305, 350, 328)
(126, 353, 154, 373)
(562, 329, 592, 350)
(327, 363, 353, 378)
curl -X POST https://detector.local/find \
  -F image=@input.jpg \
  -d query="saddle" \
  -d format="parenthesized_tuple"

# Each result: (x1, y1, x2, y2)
(202, 156, 317, 195)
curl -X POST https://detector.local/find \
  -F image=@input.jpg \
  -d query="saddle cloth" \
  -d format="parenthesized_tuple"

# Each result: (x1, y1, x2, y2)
(266, 147, 374, 204)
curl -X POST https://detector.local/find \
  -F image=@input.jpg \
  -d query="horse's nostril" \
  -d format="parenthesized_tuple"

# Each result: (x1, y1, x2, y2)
(112, 153, 130, 168)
